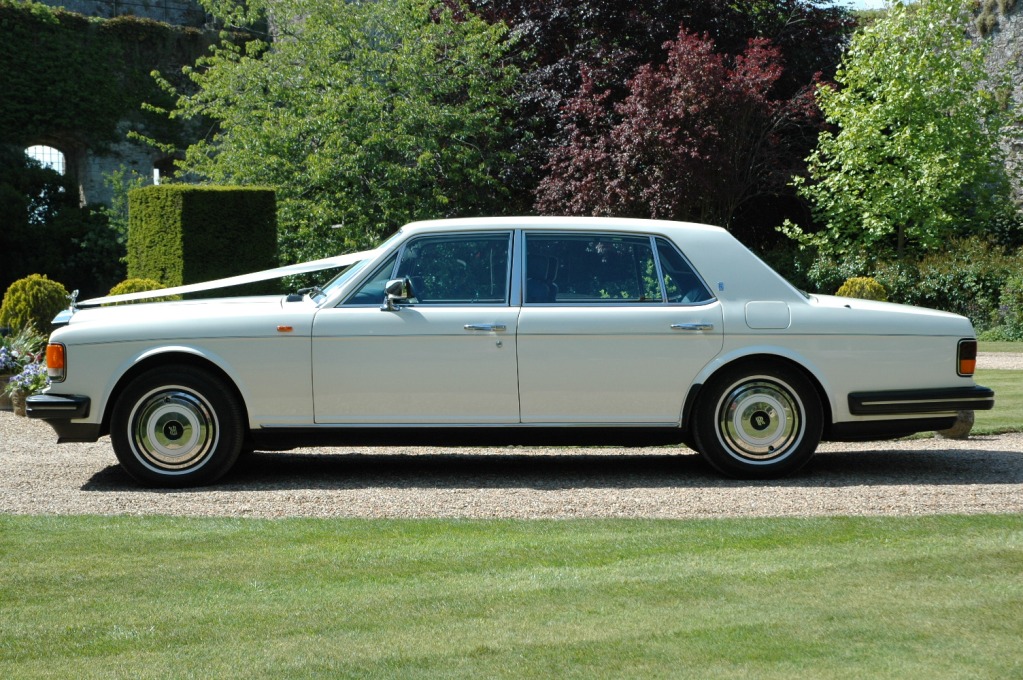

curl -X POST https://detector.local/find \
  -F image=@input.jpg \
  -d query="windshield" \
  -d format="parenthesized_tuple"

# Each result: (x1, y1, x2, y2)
(310, 229, 405, 303)
(313, 260, 370, 301)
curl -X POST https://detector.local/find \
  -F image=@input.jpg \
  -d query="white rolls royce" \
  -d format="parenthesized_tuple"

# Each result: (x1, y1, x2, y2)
(27, 217, 994, 486)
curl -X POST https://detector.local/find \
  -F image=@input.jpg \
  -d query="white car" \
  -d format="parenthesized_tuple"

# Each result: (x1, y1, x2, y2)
(28, 217, 994, 486)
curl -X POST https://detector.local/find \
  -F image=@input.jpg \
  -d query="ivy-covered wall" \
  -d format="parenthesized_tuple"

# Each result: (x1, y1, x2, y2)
(34, 0, 205, 25)
(0, 0, 216, 203)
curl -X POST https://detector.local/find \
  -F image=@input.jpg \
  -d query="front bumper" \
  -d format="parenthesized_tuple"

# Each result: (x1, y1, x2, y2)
(25, 393, 101, 443)
(848, 385, 995, 416)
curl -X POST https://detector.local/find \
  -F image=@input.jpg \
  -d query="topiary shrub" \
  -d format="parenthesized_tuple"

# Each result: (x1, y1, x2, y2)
(0, 274, 70, 332)
(836, 276, 888, 302)
(105, 277, 181, 305)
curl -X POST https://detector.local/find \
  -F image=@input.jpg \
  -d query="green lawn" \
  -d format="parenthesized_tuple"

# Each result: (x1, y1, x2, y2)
(979, 340, 1023, 353)
(2, 514, 1022, 678)
(973, 369, 1023, 434)
(1, 348, 1019, 678)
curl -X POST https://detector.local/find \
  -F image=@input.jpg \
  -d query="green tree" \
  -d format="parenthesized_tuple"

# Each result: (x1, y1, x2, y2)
(786, 0, 1018, 260)
(158, 0, 518, 262)
(0, 145, 124, 298)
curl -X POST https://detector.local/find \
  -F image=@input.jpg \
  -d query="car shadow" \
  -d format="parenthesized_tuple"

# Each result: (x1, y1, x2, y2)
(81, 440, 1023, 492)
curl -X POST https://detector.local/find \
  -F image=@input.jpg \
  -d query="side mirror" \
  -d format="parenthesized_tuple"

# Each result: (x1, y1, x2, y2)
(381, 277, 415, 311)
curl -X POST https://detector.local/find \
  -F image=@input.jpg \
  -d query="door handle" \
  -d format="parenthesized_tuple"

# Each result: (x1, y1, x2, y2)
(464, 324, 507, 332)
(671, 323, 714, 332)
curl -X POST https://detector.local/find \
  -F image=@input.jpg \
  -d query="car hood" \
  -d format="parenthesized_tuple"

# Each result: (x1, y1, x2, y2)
(48, 295, 323, 347)
(65, 295, 291, 326)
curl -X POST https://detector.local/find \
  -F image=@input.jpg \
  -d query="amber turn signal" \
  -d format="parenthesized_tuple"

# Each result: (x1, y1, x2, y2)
(46, 343, 66, 382)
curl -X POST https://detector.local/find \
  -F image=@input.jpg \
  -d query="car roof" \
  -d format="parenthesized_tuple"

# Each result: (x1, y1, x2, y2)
(400, 216, 728, 236)
(394, 216, 803, 303)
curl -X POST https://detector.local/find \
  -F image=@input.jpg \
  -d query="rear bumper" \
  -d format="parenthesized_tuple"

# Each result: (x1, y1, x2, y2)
(848, 386, 995, 416)
(25, 393, 101, 443)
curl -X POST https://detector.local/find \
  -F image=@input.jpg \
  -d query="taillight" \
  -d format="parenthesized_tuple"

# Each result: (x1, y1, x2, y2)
(957, 339, 977, 377)
(46, 343, 66, 382)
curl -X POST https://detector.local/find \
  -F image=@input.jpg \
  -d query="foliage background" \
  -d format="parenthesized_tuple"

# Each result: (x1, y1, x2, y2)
(788, 0, 1019, 261)
(167, 0, 521, 264)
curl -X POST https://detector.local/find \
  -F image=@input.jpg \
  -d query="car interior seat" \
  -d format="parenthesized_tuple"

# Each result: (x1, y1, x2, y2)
(525, 254, 559, 303)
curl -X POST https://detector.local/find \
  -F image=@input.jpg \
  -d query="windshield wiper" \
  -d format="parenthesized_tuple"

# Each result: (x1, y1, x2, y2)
(286, 285, 324, 302)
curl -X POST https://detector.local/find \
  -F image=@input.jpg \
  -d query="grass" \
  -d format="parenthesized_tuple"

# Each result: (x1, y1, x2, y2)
(1, 345, 1019, 677)
(972, 369, 1023, 434)
(979, 340, 1023, 353)
(2, 514, 1022, 678)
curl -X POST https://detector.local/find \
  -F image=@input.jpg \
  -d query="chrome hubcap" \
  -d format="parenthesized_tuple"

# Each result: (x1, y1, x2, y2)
(129, 388, 218, 472)
(717, 379, 802, 462)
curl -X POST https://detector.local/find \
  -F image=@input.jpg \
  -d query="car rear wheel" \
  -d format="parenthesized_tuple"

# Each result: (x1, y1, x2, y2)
(110, 365, 244, 487)
(693, 363, 822, 479)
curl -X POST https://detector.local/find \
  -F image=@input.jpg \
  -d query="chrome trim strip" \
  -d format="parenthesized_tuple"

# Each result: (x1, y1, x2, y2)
(464, 324, 507, 332)
(671, 323, 715, 331)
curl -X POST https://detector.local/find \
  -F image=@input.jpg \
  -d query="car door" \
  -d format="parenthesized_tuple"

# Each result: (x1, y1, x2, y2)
(311, 232, 520, 424)
(517, 232, 723, 424)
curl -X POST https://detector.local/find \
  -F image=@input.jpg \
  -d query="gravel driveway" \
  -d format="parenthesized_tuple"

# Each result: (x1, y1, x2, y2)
(3, 418, 1022, 520)
(2, 351, 1019, 520)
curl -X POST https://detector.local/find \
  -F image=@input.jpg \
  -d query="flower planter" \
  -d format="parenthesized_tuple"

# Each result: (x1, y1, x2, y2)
(9, 388, 27, 417)
(0, 373, 13, 411)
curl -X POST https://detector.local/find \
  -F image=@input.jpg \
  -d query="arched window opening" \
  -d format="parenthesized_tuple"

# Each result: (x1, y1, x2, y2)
(153, 157, 177, 186)
(25, 145, 66, 175)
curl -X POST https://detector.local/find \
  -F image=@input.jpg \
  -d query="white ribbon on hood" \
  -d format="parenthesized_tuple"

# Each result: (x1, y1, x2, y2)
(79, 249, 378, 307)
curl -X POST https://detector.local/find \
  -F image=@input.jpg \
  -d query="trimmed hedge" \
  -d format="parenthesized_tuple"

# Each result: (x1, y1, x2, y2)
(127, 186, 278, 295)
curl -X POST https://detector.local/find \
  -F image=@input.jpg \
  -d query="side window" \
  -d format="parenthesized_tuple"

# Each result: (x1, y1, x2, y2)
(525, 234, 662, 303)
(656, 238, 714, 304)
(394, 233, 511, 304)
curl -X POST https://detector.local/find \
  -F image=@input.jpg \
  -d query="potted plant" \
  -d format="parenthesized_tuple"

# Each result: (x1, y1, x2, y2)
(0, 345, 18, 411)
(6, 361, 49, 417)
(1, 326, 47, 414)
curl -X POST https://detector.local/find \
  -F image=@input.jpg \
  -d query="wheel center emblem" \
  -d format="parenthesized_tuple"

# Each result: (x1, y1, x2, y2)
(750, 410, 771, 431)
(163, 420, 184, 441)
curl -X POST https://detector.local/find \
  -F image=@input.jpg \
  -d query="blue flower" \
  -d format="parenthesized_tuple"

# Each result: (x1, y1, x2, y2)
(6, 362, 49, 395)
(0, 346, 19, 372)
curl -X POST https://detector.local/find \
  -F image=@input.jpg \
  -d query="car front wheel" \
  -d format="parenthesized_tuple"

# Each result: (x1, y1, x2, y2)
(693, 363, 822, 479)
(110, 365, 245, 487)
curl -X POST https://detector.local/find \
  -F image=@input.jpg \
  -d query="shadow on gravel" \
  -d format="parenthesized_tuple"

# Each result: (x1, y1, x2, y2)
(81, 440, 1023, 492)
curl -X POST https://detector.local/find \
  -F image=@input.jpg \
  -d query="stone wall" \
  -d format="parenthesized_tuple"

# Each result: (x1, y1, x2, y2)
(14, 2, 212, 207)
